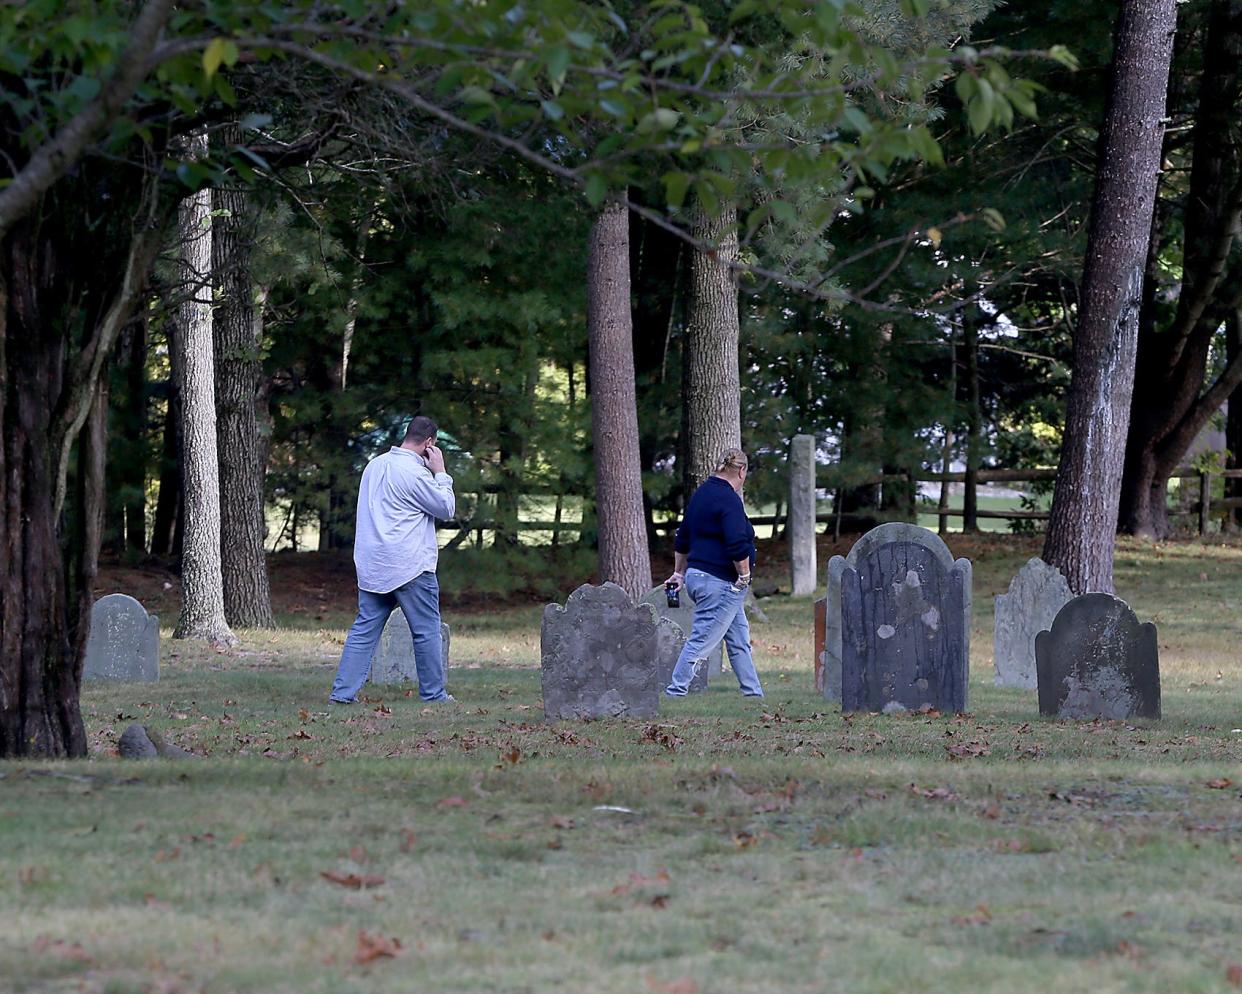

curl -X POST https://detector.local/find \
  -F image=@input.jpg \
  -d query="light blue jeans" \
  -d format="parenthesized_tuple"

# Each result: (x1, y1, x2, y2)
(329, 572, 449, 703)
(665, 568, 764, 697)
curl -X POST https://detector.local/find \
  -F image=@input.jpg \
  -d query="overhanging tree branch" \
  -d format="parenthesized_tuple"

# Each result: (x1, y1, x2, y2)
(0, 0, 175, 238)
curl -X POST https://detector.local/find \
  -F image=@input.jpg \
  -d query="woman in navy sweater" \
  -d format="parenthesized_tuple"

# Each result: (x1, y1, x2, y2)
(663, 447, 764, 697)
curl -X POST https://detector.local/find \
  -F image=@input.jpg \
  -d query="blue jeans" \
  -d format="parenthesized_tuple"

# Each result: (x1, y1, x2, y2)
(665, 569, 764, 697)
(329, 572, 449, 702)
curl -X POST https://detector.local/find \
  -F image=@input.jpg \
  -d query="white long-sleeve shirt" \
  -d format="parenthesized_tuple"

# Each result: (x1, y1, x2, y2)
(352, 447, 456, 593)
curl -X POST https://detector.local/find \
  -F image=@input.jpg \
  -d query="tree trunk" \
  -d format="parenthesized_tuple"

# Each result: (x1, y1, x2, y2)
(587, 196, 651, 600)
(1044, 0, 1177, 594)
(1227, 311, 1242, 532)
(123, 317, 149, 552)
(0, 173, 162, 757)
(684, 204, 742, 490)
(1118, 0, 1242, 538)
(938, 332, 957, 535)
(213, 156, 274, 629)
(962, 305, 982, 533)
(150, 350, 182, 557)
(173, 140, 237, 645)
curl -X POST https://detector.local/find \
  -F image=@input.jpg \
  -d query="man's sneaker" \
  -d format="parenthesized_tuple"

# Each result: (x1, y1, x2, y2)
(328, 697, 356, 705)
(428, 694, 456, 704)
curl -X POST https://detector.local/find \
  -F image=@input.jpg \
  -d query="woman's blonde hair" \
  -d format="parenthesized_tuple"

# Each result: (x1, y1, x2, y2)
(715, 447, 748, 473)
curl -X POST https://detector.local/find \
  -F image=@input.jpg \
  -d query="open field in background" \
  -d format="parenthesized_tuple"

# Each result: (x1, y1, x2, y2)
(4, 535, 1242, 993)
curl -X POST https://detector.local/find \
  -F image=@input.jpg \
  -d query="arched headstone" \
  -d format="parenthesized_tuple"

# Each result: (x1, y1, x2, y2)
(827, 523, 971, 713)
(368, 610, 451, 684)
(541, 583, 688, 720)
(83, 594, 159, 682)
(993, 558, 1072, 689)
(1035, 594, 1160, 719)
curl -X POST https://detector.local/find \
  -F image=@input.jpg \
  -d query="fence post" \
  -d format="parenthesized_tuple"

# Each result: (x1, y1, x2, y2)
(1200, 471, 1211, 536)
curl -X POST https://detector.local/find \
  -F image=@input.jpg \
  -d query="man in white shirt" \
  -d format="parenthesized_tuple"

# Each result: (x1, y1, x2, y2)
(329, 415, 456, 704)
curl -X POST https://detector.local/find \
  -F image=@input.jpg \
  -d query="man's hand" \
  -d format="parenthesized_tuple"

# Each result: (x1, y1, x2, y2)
(664, 571, 685, 591)
(424, 443, 446, 475)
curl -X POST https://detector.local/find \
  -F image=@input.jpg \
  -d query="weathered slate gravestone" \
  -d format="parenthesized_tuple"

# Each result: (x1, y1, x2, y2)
(993, 558, 1073, 689)
(789, 433, 817, 596)
(542, 583, 687, 720)
(641, 586, 723, 678)
(827, 523, 971, 713)
(813, 596, 827, 694)
(1035, 594, 1160, 720)
(367, 609, 451, 685)
(82, 594, 159, 682)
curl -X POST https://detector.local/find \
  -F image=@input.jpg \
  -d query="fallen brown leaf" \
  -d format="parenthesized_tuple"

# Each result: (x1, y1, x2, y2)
(321, 870, 386, 889)
(1226, 963, 1242, 987)
(399, 828, 417, 853)
(436, 795, 468, 809)
(1206, 778, 1233, 790)
(649, 894, 670, 909)
(549, 815, 575, 830)
(353, 930, 403, 965)
(951, 904, 992, 926)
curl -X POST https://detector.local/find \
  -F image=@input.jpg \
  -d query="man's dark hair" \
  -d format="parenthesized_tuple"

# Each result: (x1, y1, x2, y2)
(404, 415, 438, 445)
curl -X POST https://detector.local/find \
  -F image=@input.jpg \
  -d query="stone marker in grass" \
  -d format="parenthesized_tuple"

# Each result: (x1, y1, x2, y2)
(368, 609, 451, 685)
(829, 522, 972, 713)
(993, 557, 1072, 689)
(542, 582, 687, 720)
(82, 593, 159, 682)
(813, 595, 827, 694)
(641, 585, 722, 679)
(1035, 593, 1160, 720)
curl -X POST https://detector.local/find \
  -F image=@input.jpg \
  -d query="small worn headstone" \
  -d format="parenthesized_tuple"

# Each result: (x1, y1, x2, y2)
(789, 433, 817, 596)
(368, 610, 451, 684)
(828, 522, 971, 713)
(641, 586, 722, 678)
(118, 724, 195, 760)
(82, 594, 159, 682)
(1035, 594, 1160, 720)
(813, 596, 827, 694)
(993, 558, 1072, 689)
(118, 724, 158, 759)
(541, 583, 682, 720)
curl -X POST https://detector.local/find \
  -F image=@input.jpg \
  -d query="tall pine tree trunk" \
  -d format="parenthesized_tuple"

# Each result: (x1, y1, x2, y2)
(1118, 0, 1242, 537)
(962, 305, 981, 533)
(684, 204, 742, 490)
(1044, 0, 1177, 593)
(1227, 311, 1242, 532)
(213, 151, 274, 629)
(173, 138, 236, 645)
(587, 196, 651, 600)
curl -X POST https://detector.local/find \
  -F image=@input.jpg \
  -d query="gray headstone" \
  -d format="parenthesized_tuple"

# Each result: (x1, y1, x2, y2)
(993, 558, 1072, 689)
(118, 724, 158, 759)
(641, 586, 722, 678)
(828, 523, 972, 713)
(82, 594, 159, 682)
(1035, 594, 1160, 720)
(789, 434, 817, 597)
(368, 610, 451, 684)
(541, 583, 683, 720)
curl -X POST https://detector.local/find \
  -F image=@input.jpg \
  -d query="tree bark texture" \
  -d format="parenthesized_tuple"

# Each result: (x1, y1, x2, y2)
(1043, 0, 1176, 594)
(150, 337, 182, 558)
(685, 204, 742, 490)
(173, 144, 237, 645)
(122, 318, 149, 552)
(213, 164, 275, 628)
(1118, 0, 1242, 538)
(0, 170, 162, 756)
(1227, 312, 1242, 531)
(586, 197, 651, 601)
(962, 305, 982, 533)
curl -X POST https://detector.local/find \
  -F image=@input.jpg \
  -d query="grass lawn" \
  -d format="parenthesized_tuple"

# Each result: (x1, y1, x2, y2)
(4, 536, 1242, 993)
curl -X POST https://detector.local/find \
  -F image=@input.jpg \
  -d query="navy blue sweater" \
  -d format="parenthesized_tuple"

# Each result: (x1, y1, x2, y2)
(675, 476, 757, 583)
